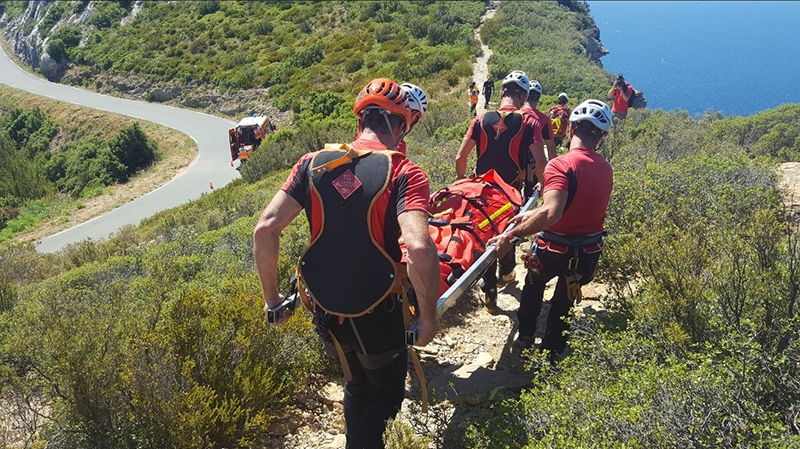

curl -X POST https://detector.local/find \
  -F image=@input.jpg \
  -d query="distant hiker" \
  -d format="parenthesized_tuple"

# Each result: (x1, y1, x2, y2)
(548, 92, 572, 150)
(254, 78, 440, 449)
(521, 80, 556, 198)
(489, 99, 613, 364)
(608, 73, 633, 120)
(352, 82, 428, 155)
(482, 75, 495, 108)
(469, 81, 480, 116)
(456, 70, 539, 313)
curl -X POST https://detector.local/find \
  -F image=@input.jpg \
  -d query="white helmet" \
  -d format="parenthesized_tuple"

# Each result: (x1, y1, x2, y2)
(529, 80, 543, 95)
(569, 99, 612, 132)
(502, 70, 530, 92)
(401, 83, 428, 119)
(558, 92, 569, 101)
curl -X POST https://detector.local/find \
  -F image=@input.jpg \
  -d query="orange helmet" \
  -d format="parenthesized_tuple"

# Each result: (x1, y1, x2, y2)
(354, 78, 413, 131)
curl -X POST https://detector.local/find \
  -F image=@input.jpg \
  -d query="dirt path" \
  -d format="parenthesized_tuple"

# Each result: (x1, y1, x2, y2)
(473, 5, 496, 116)
(778, 162, 800, 211)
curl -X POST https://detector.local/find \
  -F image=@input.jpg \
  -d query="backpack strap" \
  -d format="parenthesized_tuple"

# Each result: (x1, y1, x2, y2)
(310, 143, 372, 176)
(400, 285, 429, 414)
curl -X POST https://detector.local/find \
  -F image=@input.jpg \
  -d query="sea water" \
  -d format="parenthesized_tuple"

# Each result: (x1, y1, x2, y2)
(589, 1, 800, 117)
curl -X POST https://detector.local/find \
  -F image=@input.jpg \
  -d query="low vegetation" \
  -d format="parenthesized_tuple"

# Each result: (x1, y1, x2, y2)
(1, 1, 799, 447)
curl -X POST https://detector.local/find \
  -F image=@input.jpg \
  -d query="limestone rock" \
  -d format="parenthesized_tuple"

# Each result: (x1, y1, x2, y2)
(149, 86, 182, 102)
(39, 52, 63, 80)
(319, 382, 344, 405)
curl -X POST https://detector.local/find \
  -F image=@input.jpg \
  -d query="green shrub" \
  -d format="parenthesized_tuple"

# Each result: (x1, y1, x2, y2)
(108, 122, 160, 180)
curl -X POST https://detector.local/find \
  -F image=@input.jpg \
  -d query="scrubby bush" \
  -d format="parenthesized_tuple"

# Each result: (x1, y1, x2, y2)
(108, 122, 160, 180)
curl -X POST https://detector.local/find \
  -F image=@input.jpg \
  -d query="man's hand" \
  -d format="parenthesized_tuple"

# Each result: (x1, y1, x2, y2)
(264, 294, 291, 326)
(414, 317, 438, 347)
(487, 232, 514, 257)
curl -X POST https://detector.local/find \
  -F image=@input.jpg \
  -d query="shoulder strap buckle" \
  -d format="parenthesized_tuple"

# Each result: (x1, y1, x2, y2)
(311, 143, 372, 176)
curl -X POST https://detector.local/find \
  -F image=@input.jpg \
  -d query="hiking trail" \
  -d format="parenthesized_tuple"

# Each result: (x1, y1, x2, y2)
(779, 162, 800, 213)
(473, 4, 496, 116)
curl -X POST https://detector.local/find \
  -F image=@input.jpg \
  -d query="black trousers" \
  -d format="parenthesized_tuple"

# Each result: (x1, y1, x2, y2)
(518, 248, 600, 353)
(325, 298, 407, 449)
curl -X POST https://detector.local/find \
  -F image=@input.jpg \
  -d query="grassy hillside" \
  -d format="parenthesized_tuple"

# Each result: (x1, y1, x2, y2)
(0, 1, 799, 447)
(23, 1, 484, 113)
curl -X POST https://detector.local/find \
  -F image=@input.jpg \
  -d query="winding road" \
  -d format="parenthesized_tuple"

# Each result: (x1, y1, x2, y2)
(0, 46, 240, 253)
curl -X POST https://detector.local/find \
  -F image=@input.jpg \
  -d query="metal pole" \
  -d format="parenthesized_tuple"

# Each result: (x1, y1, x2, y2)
(406, 190, 539, 345)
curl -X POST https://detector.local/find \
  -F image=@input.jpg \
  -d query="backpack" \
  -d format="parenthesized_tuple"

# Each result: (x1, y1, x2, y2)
(424, 169, 522, 295)
(548, 104, 570, 137)
(628, 89, 647, 109)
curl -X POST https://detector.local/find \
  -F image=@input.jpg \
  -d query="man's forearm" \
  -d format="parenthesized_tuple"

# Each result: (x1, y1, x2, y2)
(531, 143, 547, 183)
(455, 138, 475, 179)
(546, 139, 557, 161)
(254, 226, 282, 307)
(406, 244, 440, 322)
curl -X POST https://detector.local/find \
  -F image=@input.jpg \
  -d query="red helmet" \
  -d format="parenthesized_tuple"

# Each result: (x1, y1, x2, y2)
(354, 78, 413, 130)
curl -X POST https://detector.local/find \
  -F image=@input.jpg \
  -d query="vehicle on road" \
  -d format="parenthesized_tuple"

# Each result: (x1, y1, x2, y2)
(229, 115, 275, 166)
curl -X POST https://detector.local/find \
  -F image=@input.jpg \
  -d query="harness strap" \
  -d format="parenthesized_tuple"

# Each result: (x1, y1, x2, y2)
(401, 289, 429, 413)
(565, 246, 583, 304)
(536, 232, 604, 304)
(297, 276, 314, 312)
(328, 331, 353, 382)
(540, 230, 604, 248)
(310, 144, 372, 176)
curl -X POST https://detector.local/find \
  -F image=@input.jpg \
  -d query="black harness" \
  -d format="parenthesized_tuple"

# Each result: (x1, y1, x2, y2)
(477, 110, 526, 187)
(298, 149, 399, 317)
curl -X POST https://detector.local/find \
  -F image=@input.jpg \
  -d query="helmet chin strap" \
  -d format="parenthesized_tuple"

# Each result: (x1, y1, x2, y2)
(376, 108, 408, 151)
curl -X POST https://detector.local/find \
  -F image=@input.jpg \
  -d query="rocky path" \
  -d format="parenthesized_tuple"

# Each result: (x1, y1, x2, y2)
(472, 5, 496, 116)
(779, 162, 800, 211)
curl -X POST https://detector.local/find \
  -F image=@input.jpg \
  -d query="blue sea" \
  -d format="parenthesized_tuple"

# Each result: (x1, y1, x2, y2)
(589, 1, 800, 117)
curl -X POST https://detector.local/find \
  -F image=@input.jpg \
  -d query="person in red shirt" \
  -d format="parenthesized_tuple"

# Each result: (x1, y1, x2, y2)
(521, 80, 556, 199)
(608, 73, 633, 121)
(547, 92, 572, 151)
(456, 70, 539, 312)
(489, 99, 613, 364)
(254, 78, 439, 449)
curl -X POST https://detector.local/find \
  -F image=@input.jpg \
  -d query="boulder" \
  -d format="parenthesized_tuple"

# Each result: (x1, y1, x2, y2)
(149, 86, 181, 102)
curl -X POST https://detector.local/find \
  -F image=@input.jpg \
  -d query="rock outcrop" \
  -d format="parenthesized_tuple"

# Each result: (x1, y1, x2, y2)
(581, 25, 609, 66)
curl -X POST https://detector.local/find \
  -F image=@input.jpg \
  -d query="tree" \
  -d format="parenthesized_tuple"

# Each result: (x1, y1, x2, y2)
(108, 123, 160, 180)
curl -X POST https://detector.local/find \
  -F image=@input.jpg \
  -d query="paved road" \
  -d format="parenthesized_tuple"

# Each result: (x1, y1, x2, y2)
(0, 46, 240, 253)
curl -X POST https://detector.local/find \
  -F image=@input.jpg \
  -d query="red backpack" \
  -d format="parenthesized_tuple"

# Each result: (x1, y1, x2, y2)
(426, 169, 522, 295)
(548, 104, 571, 137)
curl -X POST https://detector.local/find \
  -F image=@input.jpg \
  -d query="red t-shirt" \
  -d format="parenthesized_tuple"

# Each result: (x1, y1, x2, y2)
(543, 147, 613, 234)
(612, 83, 632, 113)
(520, 106, 552, 141)
(281, 137, 429, 261)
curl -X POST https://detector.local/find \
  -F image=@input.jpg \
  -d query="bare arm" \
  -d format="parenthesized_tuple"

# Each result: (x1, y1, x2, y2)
(621, 85, 632, 101)
(607, 86, 616, 98)
(530, 141, 548, 184)
(545, 138, 557, 160)
(253, 191, 303, 314)
(398, 210, 440, 346)
(456, 137, 477, 179)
